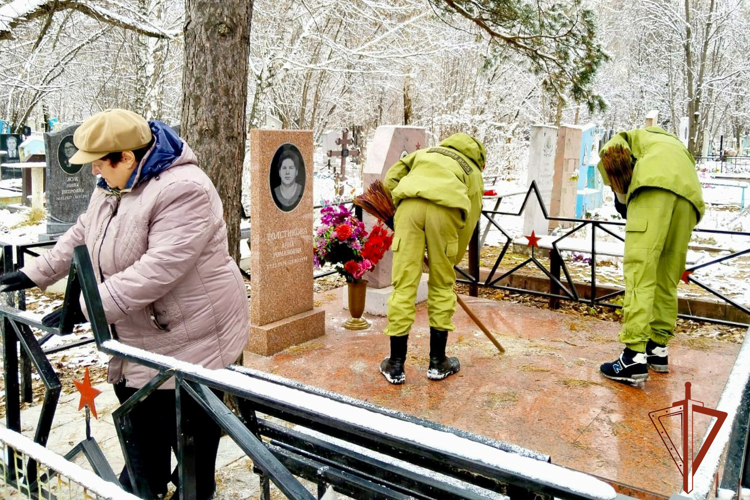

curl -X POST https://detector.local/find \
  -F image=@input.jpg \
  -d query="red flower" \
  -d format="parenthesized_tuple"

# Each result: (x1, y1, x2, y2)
(344, 260, 359, 276)
(361, 223, 393, 265)
(336, 224, 353, 241)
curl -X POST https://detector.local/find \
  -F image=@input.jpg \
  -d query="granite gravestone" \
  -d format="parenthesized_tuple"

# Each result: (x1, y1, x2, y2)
(1, 134, 23, 180)
(523, 125, 557, 237)
(44, 125, 96, 237)
(549, 125, 586, 230)
(348, 125, 429, 316)
(245, 129, 325, 356)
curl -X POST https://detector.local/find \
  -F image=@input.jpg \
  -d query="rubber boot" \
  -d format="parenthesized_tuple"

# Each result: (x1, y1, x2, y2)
(427, 328, 460, 380)
(380, 335, 408, 384)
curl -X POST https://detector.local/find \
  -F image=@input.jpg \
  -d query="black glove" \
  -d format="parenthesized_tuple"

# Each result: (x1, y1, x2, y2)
(0, 271, 36, 293)
(614, 196, 627, 219)
(42, 304, 87, 330)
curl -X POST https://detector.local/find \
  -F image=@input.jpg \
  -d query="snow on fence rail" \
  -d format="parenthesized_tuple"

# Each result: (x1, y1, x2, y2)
(0, 427, 140, 500)
(101, 339, 618, 500)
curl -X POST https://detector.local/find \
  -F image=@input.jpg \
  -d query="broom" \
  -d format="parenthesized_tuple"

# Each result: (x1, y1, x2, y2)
(600, 144, 634, 195)
(355, 181, 506, 354)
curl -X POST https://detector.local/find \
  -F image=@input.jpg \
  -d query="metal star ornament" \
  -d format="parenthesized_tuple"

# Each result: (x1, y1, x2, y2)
(525, 230, 541, 249)
(681, 270, 693, 284)
(74, 367, 102, 419)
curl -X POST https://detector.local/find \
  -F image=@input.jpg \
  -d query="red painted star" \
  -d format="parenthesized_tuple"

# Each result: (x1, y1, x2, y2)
(74, 367, 102, 419)
(681, 270, 693, 284)
(525, 230, 541, 249)
(415, 142, 421, 150)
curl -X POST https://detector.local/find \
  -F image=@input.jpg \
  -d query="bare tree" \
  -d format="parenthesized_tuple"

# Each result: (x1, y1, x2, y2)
(180, 0, 253, 263)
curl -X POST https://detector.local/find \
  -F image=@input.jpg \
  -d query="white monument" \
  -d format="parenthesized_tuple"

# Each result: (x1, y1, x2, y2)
(523, 125, 557, 237)
(343, 125, 429, 316)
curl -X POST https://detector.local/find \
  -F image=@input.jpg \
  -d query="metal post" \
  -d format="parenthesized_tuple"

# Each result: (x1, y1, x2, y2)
(2, 246, 20, 482)
(548, 249, 561, 309)
(469, 225, 480, 297)
(176, 378, 198, 500)
(14, 248, 32, 404)
(260, 472, 271, 500)
(590, 224, 597, 306)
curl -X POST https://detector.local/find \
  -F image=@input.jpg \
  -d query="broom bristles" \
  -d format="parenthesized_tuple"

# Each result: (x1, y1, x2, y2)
(354, 180, 396, 226)
(600, 144, 633, 194)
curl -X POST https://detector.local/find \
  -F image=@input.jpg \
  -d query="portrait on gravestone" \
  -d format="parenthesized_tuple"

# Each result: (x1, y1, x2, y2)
(57, 136, 83, 174)
(1, 134, 20, 161)
(269, 143, 305, 212)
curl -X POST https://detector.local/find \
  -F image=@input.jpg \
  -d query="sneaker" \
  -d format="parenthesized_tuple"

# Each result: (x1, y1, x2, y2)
(600, 348, 649, 384)
(427, 328, 460, 381)
(380, 335, 408, 385)
(646, 339, 669, 373)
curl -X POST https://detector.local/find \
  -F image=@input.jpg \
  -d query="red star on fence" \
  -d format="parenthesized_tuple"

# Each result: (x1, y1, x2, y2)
(74, 367, 102, 419)
(415, 142, 421, 150)
(525, 230, 541, 249)
(681, 270, 693, 284)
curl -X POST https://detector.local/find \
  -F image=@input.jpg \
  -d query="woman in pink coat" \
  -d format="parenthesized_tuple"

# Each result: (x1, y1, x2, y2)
(0, 109, 249, 500)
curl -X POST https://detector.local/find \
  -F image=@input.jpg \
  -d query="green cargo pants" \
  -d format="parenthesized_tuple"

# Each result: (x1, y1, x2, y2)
(620, 188, 697, 352)
(385, 198, 464, 336)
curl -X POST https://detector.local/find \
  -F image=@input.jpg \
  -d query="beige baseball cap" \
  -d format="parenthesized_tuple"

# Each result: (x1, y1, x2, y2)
(70, 109, 152, 165)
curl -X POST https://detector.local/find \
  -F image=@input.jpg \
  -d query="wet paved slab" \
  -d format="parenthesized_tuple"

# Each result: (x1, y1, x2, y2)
(244, 291, 744, 498)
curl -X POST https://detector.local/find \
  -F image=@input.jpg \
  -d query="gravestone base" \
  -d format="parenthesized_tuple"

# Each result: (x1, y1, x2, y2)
(246, 308, 325, 356)
(342, 274, 429, 316)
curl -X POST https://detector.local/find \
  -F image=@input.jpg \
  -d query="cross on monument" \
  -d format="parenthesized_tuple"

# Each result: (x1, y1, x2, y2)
(327, 128, 361, 196)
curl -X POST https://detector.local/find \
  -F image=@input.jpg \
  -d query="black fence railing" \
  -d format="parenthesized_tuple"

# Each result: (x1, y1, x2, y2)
(457, 181, 750, 327)
(696, 155, 750, 174)
(1, 245, 633, 500)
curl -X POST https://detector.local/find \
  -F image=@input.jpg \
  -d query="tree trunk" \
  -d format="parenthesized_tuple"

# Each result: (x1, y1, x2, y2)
(181, 0, 253, 264)
(403, 76, 412, 125)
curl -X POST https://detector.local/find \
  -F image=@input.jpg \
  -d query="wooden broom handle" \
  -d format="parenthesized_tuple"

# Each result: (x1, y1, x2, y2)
(422, 257, 506, 354)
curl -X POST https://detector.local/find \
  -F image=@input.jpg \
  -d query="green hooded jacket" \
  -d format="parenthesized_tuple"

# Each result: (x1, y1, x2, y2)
(597, 126, 705, 221)
(384, 133, 485, 259)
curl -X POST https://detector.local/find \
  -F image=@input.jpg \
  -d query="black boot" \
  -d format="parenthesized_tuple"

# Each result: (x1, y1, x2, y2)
(427, 328, 460, 380)
(380, 335, 408, 384)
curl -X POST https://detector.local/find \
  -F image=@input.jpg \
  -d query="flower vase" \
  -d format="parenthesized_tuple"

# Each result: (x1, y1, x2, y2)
(344, 279, 370, 330)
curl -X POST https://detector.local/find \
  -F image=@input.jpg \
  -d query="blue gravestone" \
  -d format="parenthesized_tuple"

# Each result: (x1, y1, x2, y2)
(574, 124, 605, 218)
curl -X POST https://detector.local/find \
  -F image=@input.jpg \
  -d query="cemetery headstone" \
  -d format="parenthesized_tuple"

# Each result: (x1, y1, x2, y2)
(246, 129, 325, 356)
(1, 134, 22, 162)
(679, 117, 689, 148)
(321, 130, 341, 158)
(43, 125, 97, 238)
(574, 123, 603, 218)
(350, 125, 429, 316)
(327, 128, 361, 197)
(523, 125, 557, 237)
(645, 110, 659, 128)
(549, 125, 585, 229)
(0, 134, 23, 180)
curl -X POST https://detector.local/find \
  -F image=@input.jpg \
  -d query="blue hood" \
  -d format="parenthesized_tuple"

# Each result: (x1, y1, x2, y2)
(98, 121, 183, 192)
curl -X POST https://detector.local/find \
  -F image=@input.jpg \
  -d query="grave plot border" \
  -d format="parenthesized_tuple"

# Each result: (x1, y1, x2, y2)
(457, 181, 750, 328)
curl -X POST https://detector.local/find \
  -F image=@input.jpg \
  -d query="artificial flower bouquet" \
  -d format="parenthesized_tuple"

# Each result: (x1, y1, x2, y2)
(313, 204, 393, 282)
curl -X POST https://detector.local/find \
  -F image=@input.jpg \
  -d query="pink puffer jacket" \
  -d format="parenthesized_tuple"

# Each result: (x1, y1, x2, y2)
(23, 127, 249, 389)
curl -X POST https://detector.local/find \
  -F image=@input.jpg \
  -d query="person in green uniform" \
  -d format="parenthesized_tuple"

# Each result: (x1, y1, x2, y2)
(379, 133, 485, 384)
(598, 126, 704, 384)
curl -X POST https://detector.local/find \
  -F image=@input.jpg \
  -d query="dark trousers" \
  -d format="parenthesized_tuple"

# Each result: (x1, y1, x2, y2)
(114, 381, 223, 500)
